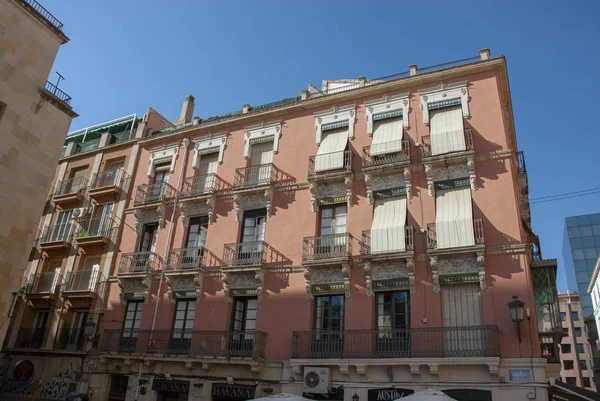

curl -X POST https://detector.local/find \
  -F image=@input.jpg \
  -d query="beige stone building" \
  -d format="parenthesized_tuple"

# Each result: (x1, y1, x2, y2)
(558, 293, 596, 390)
(0, 0, 77, 347)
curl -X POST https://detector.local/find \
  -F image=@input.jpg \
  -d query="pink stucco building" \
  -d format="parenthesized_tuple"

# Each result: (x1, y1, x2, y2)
(2, 49, 564, 401)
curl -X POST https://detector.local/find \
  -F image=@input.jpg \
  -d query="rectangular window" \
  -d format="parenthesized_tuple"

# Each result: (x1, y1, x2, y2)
(138, 223, 158, 253)
(51, 209, 73, 241)
(87, 202, 113, 236)
(370, 118, 403, 156)
(583, 378, 591, 387)
(181, 216, 209, 268)
(572, 311, 579, 321)
(575, 328, 582, 337)
(315, 129, 348, 172)
(577, 343, 585, 354)
(318, 204, 347, 256)
(561, 344, 572, 353)
(441, 282, 483, 356)
(120, 301, 143, 352)
(229, 297, 258, 356)
(238, 209, 266, 265)
(435, 186, 475, 249)
(565, 377, 576, 385)
(563, 360, 574, 370)
(99, 160, 125, 187)
(371, 196, 407, 253)
(196, 152, 219, 192)
(562, 328, 569, 336)
(560, 312, 567, 321)
(375, 291, 410, 357)
(580, 360, 588, 370)
(169, 299, 195, 353)
(151, 162, 170, 199)
(429, 106, 465, 155)
(27, 311, 49, 348)
(249, 140, 274, 182)
(312, 295, 345, 357)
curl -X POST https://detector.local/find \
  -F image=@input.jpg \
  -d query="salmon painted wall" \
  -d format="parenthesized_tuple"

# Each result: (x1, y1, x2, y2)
(100, 68, 539, 360)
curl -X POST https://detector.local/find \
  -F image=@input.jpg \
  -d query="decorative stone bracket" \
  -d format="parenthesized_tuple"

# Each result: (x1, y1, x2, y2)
(364, 169, 411, 204)
(424, 157, 476, 197)
(429, 251, 485, 293)
(233, 189, 273, 221)
(309, 177, 353, 213)
(363, 259, 415, 297)
(180, 196, 216, 227)
(223, 270, 265, 303)
(304, 264, 351, 300)
(134, 204, 167, 232)
(117, 273, 153, 305)
(165, 271, 204, 303)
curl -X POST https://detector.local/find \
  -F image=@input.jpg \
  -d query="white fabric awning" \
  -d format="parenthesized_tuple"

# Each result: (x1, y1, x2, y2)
(394, 389, 458, 401)
(430, 106, 466, 155)
(371, 118, 403, 156)
(315, 130, 347, 172)
(435, 186, 475, 248)
(371, 196, 407, 253)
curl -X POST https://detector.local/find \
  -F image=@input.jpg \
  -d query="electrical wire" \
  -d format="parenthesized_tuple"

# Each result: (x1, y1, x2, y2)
(529, 188, 600, 204)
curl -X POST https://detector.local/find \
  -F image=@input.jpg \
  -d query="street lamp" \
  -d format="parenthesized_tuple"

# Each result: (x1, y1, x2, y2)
(352, 393, 359, 401)
(508, 296, 525, 342)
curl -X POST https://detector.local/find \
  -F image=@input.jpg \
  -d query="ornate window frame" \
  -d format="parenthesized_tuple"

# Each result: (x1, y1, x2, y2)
(364, 93, 410, 135)
(243, 121, 281, 159)
(314, 104, 356, 145)
(146, 144, 179, 178)
(419, 81, 470, 125)
(192, 132, 227, 169)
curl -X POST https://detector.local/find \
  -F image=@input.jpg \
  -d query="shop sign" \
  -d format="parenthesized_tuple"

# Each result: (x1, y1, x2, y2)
(368, 388, 414, 401)
(509, 369, 532, 382)
(14, 360, 35, 381)
(212, 383, 256, 400)
(152, 379, 190, 393)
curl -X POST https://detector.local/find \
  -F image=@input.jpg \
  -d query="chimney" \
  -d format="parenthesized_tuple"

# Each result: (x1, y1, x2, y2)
(179, 95, 195, 124)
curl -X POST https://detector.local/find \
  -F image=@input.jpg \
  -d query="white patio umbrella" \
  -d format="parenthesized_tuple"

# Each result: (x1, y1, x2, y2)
(394, 389, 458, 401)
(251, 394, 314, 401)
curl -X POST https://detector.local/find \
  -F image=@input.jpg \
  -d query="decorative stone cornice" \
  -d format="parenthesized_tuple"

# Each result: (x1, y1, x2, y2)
(179, 196, 216, 227)
(147, 144, 179, 177)
(364, 93, 410, 134)
(165, 270, 204, 304)
(233, 188, 273, 221)
(192, 132, 227, 168)
(117, 273, 153, 305)
(314, 104, 356, 145)
(304, 263, 352, 300)
(419, 81, 470, 125)
(134, 204, 167, 231)
(243, 121, 281, 158)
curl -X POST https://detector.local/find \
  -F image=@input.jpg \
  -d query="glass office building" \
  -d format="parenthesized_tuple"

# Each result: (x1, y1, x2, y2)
(563, 213, 600, 317)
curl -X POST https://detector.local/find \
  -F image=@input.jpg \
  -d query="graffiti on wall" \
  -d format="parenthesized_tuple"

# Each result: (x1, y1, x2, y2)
(39, 367, 80, 400)
(0, 377, 33, 397)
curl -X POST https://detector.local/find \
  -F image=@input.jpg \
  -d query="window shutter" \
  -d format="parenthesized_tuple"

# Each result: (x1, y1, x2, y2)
(315, 130, 347, 172)
(371, 196, 407, 253)
(435, 186, 475, 248)
(429, 106, 466, 155)
(370, 119, 403, 156)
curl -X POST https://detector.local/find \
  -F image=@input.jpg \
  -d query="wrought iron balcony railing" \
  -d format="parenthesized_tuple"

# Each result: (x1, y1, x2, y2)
(54, 327, 86, 351)
(421, 128, 473, 157)
(15, 328, 46, 349)
(53, 176, 88, 197)
(99, 329, 267, 358)
(22, 0, 64, 30)
(362, 139, 411, 168)
(74, 138, 100, 154)
(292, 326, 499, 359)
(75, 217, 118, 241)
(39, 222, 73, 243)
(90, 168, 129, 190)
(118, 251, 162, 275)
(181, 173, 226, 197)
(45, 81, 71, 105)
(308, 150, 353, 177)
(361, 226, 414, 255)
(518, 151, 527, 173)
(234, 163, 280, 188)
(26, 271, 62, 295)
(427, 218, 484, 249)
(63, 269, 103, 293)
(223, 241, 267, 267)
(539, 333, 561, 364)
(302, 233, 353, 262)
(134, 182, 175, 205)
(166, 246, 206, 271)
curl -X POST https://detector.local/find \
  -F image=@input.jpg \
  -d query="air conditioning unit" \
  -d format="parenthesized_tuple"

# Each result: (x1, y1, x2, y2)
(72, 208, 88, 218)
(303, 367, 330, 394)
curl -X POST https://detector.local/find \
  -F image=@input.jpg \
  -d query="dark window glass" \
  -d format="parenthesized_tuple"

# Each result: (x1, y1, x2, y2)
(577, 343, 585, 354)
(563, 360, 574, 370)
(138, 223, 157, 252)
(560, 312, 566, 321)
(561, 344, 571, 353)
(583, 378, 591, 387)
(575, 328, 582, 337)
(315, 295, 345, 331)
(580, 360, 588, 370)
(572, 311, 579, 321)
(565, 378, 576, 385)
(562, 328, 569, 336)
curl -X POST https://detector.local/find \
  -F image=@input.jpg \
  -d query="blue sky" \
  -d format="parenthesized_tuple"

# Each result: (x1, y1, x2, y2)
(47, 0, 600, 290)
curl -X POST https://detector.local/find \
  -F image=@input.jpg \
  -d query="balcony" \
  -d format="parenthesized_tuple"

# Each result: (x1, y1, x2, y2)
(74, 217, 118, 249)
(362, 141, 412, 201)
(362, 139, 411, 169)
(308, 150, 353, 179)
(180, 174, 228, 224)
(73, 138, 100, 155)
(88, 168, 130, 201)
(62, 270, 104, 307)
(166, 246, 209, 271)
(54, 327, 86, 352)
(234, 164, 281, 189)
(99, 329, 267, 359)
(302, 233, 353, 264)
(53, 176, 88, 206)
(361, 226, 415, 258)
(38, 223, 73, 251)
(134, 182, 175, 206)
(222, 241, 267, 270)
(164, 246, 217, 302)
(421, 128, 474, 159)
(118, 252, 162, 276)
(292, 325, 499, 359)
(13, 328, 46, 349)
(25, 271, 62, 305)
(427, 218, 484, 251)
(307, 150, 354, 213)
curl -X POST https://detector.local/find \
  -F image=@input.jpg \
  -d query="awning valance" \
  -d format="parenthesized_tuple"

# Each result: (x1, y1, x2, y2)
(428, 98, 462, 110)
(249, 135, 274, 145)
(198, 146, 220, 156)
(321, 120, 349, 132)
(372, 109, 403, 121)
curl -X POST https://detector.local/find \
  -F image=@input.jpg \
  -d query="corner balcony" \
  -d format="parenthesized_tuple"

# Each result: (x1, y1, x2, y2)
(180, 174, 229, 225)
(62, 269, 105, 308)
(38, 223, 73, 252)
(307, 150, 354, 212)
(232, 164, 290, 220)
(74, 217, 118, 250)
(362, 140, 412, 200)
(99, 329, 267, 366)
(164, 246, 220, 302)
(25, 271, 62, 305)
(117, 252, 162, 304)
(88, 169, 130, 202)
(52, 176, 88, 207)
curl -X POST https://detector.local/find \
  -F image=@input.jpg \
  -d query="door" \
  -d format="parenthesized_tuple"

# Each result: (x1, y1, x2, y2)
(136, 223, 158, 271)
(52, 209, 73, 241)
(101, 161, 125, 187)
(65, 311, 88, 350)
(89, 203, 113, 236)
(249, 141, 273, 185)
(119, 301, 143, 352)
(375, 291, 410, 357)
(66, 168, 88, 194)
(27, 311, 48, 348)
(197, 152, 219, 193)
(318, 204, 347, 257)
(169, 299, 195, 354)
(229, 297, 258, 356)
(312, 295, 344, 357)
(442, 282, 484, 356)
(239, 209, 266, 265)
(152, 165, 170, 199)
(183, 216, 208, 268)
(108, 375, 128, 401)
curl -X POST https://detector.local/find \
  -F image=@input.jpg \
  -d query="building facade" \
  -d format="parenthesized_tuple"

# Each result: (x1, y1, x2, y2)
(2, 50, 563, 401)
(557, 293, 596, 390)
(0, 0, 77, 347)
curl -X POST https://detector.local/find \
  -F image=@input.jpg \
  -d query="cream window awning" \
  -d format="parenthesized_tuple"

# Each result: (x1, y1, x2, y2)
(435, 186, 474, 249)
(371, 118, 403, 156)
(371, 196, 407, 253)
(430, 106, 466, 155)
(315, 130, 347, 172)
(250, 141, 274, 166)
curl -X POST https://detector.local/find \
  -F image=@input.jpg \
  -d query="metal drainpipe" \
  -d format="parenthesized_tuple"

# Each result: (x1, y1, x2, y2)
(149, 138, 191, 336)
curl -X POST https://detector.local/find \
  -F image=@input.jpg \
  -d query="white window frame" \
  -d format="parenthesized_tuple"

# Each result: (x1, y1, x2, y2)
(365, 93, 410, 135)
(243, 122, 281, 159)
(314, 104, 356, 145)
(419, 81, 470, 125)
(192, 132, 227, 169)
(146, 144, 179, 178)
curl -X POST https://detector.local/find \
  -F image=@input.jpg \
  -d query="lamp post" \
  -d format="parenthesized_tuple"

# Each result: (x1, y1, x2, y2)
(352, 392, 359, 401)
(508, 296, 525, 342)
